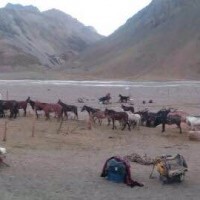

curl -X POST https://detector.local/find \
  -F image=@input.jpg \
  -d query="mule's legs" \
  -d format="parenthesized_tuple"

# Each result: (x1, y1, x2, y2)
(0, 110, 5, 118)
(121, 120, 131, 131)
(24, 108, 26, 117)
(91, 116, 96, 124)
(177, 122, 182, 134)
(100, 119, 103, 125)
(127, 121, 131, 131)
(64, 111, 68, 120)
(121, 121, 131, 131)
(93, 116, 96, 124)
(162, 123, 165, 132)
(9, 108, 17, 118)
(107, 118, 111, 126)
(112, 119, 116, 130)
(57, 111, 63, 121)
(121, 123, 126, 130)
(112, 119, 115, 130)
(98, 118, 102, 125)
(137, 120, 141, 130)
(75, 111, 78, 120)
(179, 125, 182, 134)
(36, 111, 39, 119)
(45, 112, 50, 120)
(9, 108, 13, 118)
(14, 109, 18, 118)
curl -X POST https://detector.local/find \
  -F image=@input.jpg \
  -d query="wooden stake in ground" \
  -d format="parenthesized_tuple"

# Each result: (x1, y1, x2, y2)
(149, 164, 156, 179)
(3, 120, 8, 142)
(31, 114, 36, 137)
(6, 90, 8, 100)
(87, 114, 92, 130)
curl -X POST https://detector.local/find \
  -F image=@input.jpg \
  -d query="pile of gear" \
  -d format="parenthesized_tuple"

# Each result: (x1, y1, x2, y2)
(150, 154, 188, 184)
(101, 156, 144, 187)
(101, 153, 188, 187)
(124, 153, 155, 165)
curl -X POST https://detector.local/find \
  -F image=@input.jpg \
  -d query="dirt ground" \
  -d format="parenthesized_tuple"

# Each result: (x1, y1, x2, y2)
(0, 82, 200, 200)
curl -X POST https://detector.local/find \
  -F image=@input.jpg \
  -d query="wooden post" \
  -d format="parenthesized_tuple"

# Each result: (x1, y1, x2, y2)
(149, 164, 156, 179)
(57, 118, 63, 134)
(167, 88, 169, 102)
(6, 90, 8, 100)
(87, 114, 92, 130)
(31, 114, 36, 137)
(3, 120, 8, 142)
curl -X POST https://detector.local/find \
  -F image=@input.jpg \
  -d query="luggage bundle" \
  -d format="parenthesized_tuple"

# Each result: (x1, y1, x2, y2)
(101, 154, 188, 187)
(151, 154, 188, 184)
(101, 156, 144, 187)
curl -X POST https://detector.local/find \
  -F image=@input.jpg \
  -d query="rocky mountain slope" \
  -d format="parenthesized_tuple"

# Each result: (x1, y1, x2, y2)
(71, 0, 200, 80)
(1, 1, 200, 80)
(0, 3, 103, 73)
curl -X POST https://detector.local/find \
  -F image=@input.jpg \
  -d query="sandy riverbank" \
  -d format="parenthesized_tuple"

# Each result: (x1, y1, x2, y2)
(0, 81, 200, 200)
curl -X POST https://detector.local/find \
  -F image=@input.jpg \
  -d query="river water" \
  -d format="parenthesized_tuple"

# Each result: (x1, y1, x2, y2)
(0, 80, 199, 113)
(0, 80, 200, 88)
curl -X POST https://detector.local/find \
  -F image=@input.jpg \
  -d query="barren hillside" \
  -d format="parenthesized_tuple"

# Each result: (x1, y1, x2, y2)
(1, 1, 200, 80)
(70, 0, 200, 80)
(0, 3, 103, 73)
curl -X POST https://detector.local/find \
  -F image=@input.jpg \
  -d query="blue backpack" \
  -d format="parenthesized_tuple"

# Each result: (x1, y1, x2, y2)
(106, 158, 126, 183)
(101, 156, 144, 187)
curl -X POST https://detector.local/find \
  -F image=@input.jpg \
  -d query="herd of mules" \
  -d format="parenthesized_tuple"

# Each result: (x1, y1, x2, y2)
(0, 93, 194, 134)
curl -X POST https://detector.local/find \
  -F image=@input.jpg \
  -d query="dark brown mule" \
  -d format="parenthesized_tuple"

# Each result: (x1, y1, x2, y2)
(119, 94, 130, 103)
(0, 100, 19, 118)
(154, 109, 182, 134)
(58, 99, 78, 120)
(17, 97, 30, 116)
(104, 108, 130, 130)
(99, 93, 111, 104)
(35, 101, 63, 120)
(91, 110, 107, 125)
(27, 99, 47, 118)
(43, 103, 63, 120)
(81, 105, 100, 116)
(28, 99, 63, 120)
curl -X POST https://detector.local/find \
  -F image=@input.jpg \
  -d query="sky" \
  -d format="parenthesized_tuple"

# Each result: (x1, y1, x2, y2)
(0, 0, 152, 36)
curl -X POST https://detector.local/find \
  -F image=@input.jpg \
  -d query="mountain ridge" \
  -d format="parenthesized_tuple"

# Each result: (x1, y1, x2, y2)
(0, 3, 103, 73)
(1, 1, 200, 80)
(70, 0, 200, 80)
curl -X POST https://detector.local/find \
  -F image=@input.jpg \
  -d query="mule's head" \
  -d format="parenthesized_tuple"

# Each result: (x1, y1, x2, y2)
(106, 93, 111, 97)
(28, 99, 35, 110)
(157, 108, 170, 117)
(104, 108, 109, 115)
(26, 97, 30, 102)
(81, 105, 86, 112)
(154, 109, 171, 127)
(154, 116, 162, 127)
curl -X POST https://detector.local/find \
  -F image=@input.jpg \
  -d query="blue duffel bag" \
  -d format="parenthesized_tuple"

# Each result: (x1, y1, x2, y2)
(106, 158, 126, 183)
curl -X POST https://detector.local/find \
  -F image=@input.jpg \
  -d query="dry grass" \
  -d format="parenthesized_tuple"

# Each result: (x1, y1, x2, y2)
(0, 112, 199, 200)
